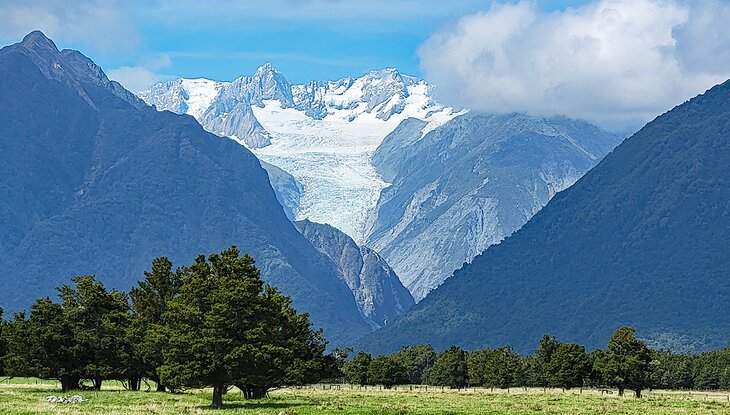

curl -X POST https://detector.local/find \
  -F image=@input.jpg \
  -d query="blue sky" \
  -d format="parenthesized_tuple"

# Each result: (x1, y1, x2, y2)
(0, 0, 592, 86)
(3, 0, 729, 130)
(120, 0, 592, 84)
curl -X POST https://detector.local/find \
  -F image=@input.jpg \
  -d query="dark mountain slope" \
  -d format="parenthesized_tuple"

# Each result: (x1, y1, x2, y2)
(359, 80, 730, 354)
(364, 114, 621, 301)
(0, 32, 371, 346)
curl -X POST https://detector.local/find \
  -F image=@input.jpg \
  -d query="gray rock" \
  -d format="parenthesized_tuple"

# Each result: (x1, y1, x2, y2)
(46, 395, 86, 404)
(203, 103, 272, 148)
(365, 113, 623, 301)
(260, 161, 303, 221)
(295, 219, 414, 328)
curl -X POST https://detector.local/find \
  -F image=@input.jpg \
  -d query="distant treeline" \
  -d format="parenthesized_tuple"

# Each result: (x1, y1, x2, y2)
(338, 331, 730, 398)
(1, 248, 729, 408)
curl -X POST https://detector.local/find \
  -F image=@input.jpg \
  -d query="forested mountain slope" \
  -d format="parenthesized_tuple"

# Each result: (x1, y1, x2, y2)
(360, 80, 730, 354)
(365, 113, 622, 300)
(0, 32, 372, 346)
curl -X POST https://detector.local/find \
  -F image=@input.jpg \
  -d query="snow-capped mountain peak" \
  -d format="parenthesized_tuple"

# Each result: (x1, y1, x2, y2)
(233, 62, 294, 108)
(179, 78, 223, 119)
(322, 67, 411, 121)
(139, 66, 462, 239)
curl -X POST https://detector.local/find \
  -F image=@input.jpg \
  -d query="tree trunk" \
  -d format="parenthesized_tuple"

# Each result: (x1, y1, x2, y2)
(635, 389, 642, 398)
(237, 384, 270, 400)
(128, 377, 141, 391)
(212, 383, 225, 408)
(151, 376, 166, 392)
(93, 377, 103, 391)
(60, 375, 80, 392)
(618, 387, 625, 397)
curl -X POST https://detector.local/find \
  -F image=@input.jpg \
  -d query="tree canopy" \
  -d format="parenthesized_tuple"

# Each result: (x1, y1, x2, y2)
(158, 246, 328, 407)
(129, 257, 183, 391)
(392, 345, 436, 385)
(367, 355, 408, 388)
(546, 343, 590, 389)
(427, 346, 468, 389)
(3, 276, 131, 391)
(596, 327, 653, 397)
(344, 351, 372, 386)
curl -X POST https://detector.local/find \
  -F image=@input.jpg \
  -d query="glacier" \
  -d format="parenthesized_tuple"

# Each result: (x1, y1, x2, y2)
(140, 64, 621, 301)
(140, 65, 462, 241)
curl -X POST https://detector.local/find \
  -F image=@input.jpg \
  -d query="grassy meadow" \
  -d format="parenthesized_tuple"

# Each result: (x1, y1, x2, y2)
(2, 379, 730, 414)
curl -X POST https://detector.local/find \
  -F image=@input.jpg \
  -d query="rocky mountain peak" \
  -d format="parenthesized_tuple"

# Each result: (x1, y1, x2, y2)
(20, 30, 58, 52)
(12, 31, 144, 110)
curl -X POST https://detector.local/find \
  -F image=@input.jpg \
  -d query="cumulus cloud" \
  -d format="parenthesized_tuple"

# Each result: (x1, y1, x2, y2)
(0, 0, 139, 52)
(107, 55, 173, 93)
(419, 0, 730, 130)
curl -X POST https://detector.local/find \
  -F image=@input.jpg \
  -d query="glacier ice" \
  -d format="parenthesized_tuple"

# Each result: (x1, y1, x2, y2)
(140, 64, 461, 241)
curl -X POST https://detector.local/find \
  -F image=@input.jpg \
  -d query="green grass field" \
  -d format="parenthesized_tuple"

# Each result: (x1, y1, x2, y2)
(2, 379, 730, 414)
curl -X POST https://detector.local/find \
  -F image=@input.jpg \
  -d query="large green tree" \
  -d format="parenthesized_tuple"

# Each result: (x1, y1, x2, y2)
(597, 327, 653, 397)
(392, 345, 437, 384)
(482, 346, 524, 390)
(467, 348, 490, 386)
(427, 346, 468, 389)
(158, 247, 328, 408)
(3, 276, 130, 391)
(129, 257, 183, 391)
(533, 335, 560, 387)
(343, 351, 372, 386)
(367, 355, 408, 388)
(3, 299, 80, 391)
(232, 288, 330, 400)
(546, 343, 590, 389)
(57, 276, 132, 390)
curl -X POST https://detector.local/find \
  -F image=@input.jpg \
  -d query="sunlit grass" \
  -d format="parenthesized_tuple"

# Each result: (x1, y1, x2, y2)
(1, 380, 730, 414)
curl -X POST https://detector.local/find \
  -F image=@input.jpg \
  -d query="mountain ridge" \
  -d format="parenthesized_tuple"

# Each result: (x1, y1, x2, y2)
(364, 112, 623, 300)
(0, 31, 372, 347)
(358, 79, 730, 353)
(140, 64, 461, 240)
(294, 219, 414, 328)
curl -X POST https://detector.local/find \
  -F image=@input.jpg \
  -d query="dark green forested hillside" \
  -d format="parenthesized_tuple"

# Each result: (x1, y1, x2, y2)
(360, 79, 730, 354)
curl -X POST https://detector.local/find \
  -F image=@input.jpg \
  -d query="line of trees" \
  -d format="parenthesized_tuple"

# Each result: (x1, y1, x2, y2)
(2, 248, 730, 406)
(0, 247, 338, 408)
(340, 329, 730, 398)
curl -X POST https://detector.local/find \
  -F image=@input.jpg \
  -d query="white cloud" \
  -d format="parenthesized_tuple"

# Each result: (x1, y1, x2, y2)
(0, 0, 139, 52)
(419, 0, 730, 130)
(107, 55, 173, 93)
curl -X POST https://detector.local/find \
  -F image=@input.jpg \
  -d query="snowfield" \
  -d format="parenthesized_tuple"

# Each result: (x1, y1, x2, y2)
(253, 98, 459, 240)
(141, 66, 462, 241)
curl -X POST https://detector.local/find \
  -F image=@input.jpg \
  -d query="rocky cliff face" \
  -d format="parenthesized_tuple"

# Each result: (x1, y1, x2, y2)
(365, 113, 623, 300)
(295, 220, 414, 328)
(260, 161, 303, 221)
(359, 79, 730, 354)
